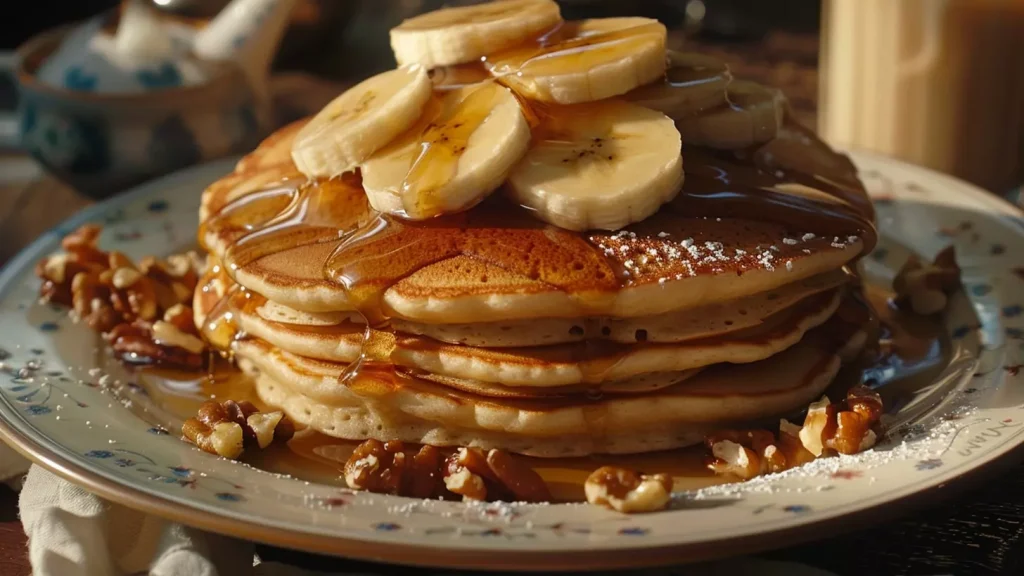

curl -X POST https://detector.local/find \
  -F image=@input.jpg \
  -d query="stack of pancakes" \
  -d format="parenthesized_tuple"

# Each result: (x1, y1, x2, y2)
(194, 117, 876, 457)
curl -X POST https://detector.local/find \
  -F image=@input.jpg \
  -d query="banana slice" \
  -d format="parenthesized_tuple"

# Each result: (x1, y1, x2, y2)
(361, 82, 530, 219)
(677, 80, 785, 149)
(485, 17, 667, 104)
(390, 0, 562, 69)
(626, 51, 732, 118)
(429, 63, 492, 91)
(291, 65, 431, 178)
(508, 100, 683, 231)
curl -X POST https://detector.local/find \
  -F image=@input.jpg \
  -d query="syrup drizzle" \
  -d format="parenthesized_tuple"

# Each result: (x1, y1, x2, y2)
(483, 20, 665, 82)
(400, 82, 507, 218)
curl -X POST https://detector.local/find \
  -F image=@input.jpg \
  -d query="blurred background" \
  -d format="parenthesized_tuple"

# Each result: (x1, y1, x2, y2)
(0, 0, 1021, 199)
(0, 0, 824, 122)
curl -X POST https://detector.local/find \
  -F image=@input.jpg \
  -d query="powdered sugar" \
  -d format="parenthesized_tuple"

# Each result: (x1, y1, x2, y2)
(689, 414, 972, 499)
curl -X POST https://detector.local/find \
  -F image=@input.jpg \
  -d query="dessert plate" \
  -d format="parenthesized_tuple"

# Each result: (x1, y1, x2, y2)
(1, 152, 1023, 571)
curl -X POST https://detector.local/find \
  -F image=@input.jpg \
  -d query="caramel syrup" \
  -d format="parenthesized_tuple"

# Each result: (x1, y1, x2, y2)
(224, 174, 366, 270)
(429, 63, 492, 92)
(400, 82, 506, 218)
(483, 20, 665, 83)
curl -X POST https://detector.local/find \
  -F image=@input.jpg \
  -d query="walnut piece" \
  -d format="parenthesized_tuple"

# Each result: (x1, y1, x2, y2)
(893, 245, 961, 315)
(343, 439, 408, 495)
(705, 385, 884, 480)
(35, 224, 209, 369)
(341, 442, 549, 503)
(584, 466, 673, 513)
(182, 400, 294, 459)
(106, 305, 206, 370)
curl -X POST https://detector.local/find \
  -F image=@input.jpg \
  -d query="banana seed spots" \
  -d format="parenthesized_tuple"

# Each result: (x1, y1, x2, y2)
(559, 136, 617, 165)
(401, 83, 503, 216)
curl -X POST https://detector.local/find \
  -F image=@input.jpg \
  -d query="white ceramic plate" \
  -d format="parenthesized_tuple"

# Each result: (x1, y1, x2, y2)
(1, 153, 1023, 571)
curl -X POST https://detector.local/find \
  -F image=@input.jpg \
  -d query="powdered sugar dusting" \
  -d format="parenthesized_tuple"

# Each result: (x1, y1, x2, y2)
(588, 225, 859, 285)
(689, 413, 973, 499)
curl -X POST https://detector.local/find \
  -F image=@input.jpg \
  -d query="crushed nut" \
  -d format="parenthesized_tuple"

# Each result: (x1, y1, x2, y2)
(406, 445, 444, 499)
(704, 386, 885, 481)
(107, 305, 206, 369)
(344, 439, 407, 494)
(182, 399, 294, 459)
(799, 397, 838, 457)
(584, 466, 673, 513)
(443, 462, 488, 501)
(341, 442, 549, 503)
(777, 419, 816, 468)
(486, 448, 551, 503)
(443, 447, 499, 501)
(893, 246, 961, 315)
(825, 385, 884, 455)
(35, 225, 209, 369)
(140, 253, 201, 310)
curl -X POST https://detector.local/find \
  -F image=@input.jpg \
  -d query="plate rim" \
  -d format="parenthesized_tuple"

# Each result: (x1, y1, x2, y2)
(0, 155, 1022, 571)
(6, 411, 1024, 571)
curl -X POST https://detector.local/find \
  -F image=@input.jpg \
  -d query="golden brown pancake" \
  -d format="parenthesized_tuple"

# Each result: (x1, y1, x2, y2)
(194, 112, 877, 457)
(198, 119, 872, 320)
(237, 316, 860, 457)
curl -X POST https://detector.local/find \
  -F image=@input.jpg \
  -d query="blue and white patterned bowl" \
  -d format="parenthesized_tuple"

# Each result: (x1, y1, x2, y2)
(0, 153, 1022, 570)
(13, 26, 269, 198)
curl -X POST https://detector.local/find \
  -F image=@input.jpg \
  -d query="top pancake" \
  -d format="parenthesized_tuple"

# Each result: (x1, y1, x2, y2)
(200, 119, 870, 322)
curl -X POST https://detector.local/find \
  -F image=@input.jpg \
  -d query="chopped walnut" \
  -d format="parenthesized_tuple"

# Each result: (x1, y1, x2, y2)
(342, 440, 446, 498)
(799, 397, 838, 457)
(106, 305, 206, 370)
(584, 466, 673, 513)
(140, 253, 201, 310)
(443, 446, 499, 501)
(705, 428, 790, 479)
(442, 447, 551, 503)
(341, 442, 549, 503)
(344, 439, 407, 495)
(485, 447, 551, 503)
(35, 224, 209, 369)
(893, 245, 961, 315)
(704, 385, 885, 480)
(825, 385, 883, 455)
(182, 400, 294, 459)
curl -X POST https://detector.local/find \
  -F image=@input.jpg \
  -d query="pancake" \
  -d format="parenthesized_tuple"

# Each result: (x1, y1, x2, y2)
(238, 318, 858, 457)
(390, 289, 840, 386)
(234, 284, 840, 386)
(390, 267, 851, 346)
(413, 369, 703, 399)
(225, 269, 847, 359)
(198, 119, 874, 320)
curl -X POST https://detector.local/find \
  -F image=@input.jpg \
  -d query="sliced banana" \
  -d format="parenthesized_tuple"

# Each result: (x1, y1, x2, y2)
(507, 100, 683, 231)
(485, 17, 667, 104)
(390, 0, 562, 69)
(361, 82, 530, 219)
(677, 80, 785, 149)
(626, 51, 732, 118)
(429, 63, 493, 92)
(291, 65, 431, 178)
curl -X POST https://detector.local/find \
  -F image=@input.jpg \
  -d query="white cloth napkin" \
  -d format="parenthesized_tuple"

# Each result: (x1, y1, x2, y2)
(0, 443, 836, 576)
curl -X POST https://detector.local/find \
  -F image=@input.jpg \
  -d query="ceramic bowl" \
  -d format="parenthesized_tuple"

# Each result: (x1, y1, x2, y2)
(13, 25, 270, 198)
